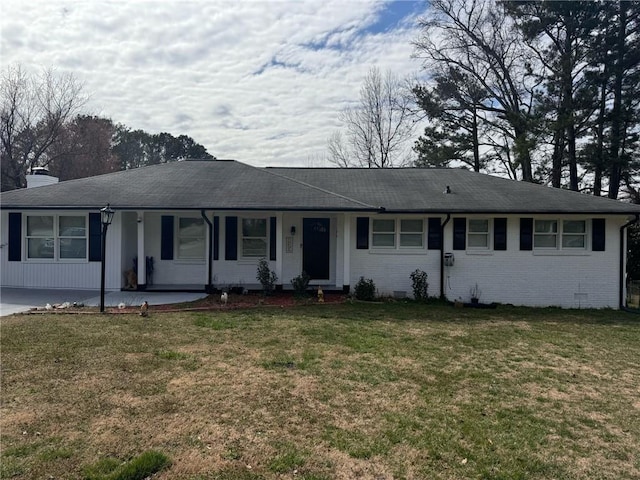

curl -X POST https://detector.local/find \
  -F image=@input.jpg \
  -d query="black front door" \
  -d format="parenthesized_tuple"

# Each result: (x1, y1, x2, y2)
(303, 218, 330, 280)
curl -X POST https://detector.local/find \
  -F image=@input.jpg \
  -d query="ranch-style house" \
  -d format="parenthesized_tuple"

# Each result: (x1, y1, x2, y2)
(1, 159, 638, 309)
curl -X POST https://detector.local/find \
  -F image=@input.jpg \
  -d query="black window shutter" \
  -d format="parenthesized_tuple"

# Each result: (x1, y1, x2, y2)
(453, 218, 466, 250)
(8, 213, 22, 262)
(592, 218, 605, 251)
(427, 217, 442, 250)
(520, 218, 533, 251)
(494, 218, 507, 251)
(213, 216, 219, 261)
(161, 215, 174, 260)
(356, 217, 369, 249)
(225, 216, 238, 260)
(269, 216, 277, 261)
(88, 212, 102, 262)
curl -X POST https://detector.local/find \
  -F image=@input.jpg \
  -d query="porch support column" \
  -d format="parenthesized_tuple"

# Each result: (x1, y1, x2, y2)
(275, 212, 283, 289)
(137, 211, 146, 290)
(201, 210, 214, 294)
(342, 213, 351, 293)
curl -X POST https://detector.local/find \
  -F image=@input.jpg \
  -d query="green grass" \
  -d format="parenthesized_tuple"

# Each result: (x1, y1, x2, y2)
(83, 450, 171, 480)
(1, 303, 639, 479)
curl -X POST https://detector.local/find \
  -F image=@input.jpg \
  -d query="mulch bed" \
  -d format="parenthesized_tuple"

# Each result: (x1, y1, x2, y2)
(26, 291, 347, 315)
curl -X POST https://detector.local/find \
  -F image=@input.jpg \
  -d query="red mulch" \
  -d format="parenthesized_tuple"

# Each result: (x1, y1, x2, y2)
(152, 291, 346, 312)
(26, 291, 347, 315)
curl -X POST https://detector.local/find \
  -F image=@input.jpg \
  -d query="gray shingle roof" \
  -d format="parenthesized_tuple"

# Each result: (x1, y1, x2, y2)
(1, 159, 639, 215)
(269, 167, 640, 214)
(0, 160, 377, 211)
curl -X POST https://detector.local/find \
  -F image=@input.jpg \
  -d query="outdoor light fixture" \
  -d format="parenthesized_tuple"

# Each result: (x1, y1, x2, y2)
(290, 226, 296, 236)
(101, 204, 115, 226)
(100, 204, 115, 313)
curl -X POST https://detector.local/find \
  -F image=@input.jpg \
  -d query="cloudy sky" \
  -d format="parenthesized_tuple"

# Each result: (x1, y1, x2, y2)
(2, 0, 429, 167)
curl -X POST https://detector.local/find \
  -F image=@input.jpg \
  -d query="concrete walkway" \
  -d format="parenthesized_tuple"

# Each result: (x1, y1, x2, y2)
(0, 287, 208, 317)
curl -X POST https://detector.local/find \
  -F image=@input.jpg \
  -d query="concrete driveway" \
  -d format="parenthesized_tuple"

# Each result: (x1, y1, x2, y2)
(0, 287, 207, 317)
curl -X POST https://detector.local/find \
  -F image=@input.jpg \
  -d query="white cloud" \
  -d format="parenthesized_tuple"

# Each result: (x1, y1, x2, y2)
(1, 0, 428, 167)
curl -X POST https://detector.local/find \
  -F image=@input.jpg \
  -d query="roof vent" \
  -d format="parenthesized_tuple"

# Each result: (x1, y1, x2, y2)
(444, 185, 451, 194)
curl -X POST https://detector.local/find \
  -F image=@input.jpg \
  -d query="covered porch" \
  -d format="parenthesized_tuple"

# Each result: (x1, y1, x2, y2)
(119, 210, 355, 294)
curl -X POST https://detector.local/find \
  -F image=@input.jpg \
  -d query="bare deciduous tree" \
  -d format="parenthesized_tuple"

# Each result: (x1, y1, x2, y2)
(1, 64, 86, 191)
(47, 115, 120, 181)
(413, 0, 539, 182)
(328, 67, 416, 168)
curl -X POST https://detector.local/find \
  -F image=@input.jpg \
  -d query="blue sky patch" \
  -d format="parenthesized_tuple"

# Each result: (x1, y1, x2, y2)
(366, 1, 423, 34)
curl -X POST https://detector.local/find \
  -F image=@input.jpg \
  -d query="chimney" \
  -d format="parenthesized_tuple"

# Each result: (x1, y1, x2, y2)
(26, 167, 59, 189)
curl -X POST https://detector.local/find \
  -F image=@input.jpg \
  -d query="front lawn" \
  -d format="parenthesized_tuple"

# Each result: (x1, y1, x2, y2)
(1, 303, 638, 479)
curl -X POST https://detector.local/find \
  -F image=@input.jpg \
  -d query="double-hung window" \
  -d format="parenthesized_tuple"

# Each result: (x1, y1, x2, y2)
(177, 217, 205, 259)
(372, 219, 395, 247)
(26, 215, 87, 260)
(27, 216, 55, 259)
(400, 219, 424, 248)
(467, 219, 489, 249)
(562, 220, 586, 248)
(372, 218, 424, 249)
(534, 219, 586, 250)
(59, 216, 87, 259)
(242, 218, 267, 257)
(534, 220, 558, 248)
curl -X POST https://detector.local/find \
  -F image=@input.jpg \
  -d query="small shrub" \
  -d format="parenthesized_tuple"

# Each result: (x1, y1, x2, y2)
(256, 258, 278, 295)
(291, 271, 311, 297)
(354, 277, 376, 301)
(410, 269, 429, 301)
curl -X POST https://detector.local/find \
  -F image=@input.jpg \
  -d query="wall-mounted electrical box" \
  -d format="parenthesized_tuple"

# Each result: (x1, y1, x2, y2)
(444, 252, 455, 266)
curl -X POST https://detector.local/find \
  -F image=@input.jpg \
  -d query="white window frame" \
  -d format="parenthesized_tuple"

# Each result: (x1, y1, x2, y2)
(534, 219, 587, 250)
(399, 219, 424, 248)
(372, 218, 396, 248)
(467, 218, 490, 250)
(176, 216, 205, 260)
(371, 218, 425, 250)
(534, 219, 558, 249)
(25, 214, 88, 261)
(240, 217, 268, 258)
(561, 220, 587, 249)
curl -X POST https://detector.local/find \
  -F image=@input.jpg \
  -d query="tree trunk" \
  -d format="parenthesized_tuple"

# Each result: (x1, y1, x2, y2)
(563, 13, 579, 191)
(472, 108, 480, 172)
(514, 126, 533, 182)
(593, 68, 608, 197)
(608, 1, 626, 199)
(551, 130, 564, 189)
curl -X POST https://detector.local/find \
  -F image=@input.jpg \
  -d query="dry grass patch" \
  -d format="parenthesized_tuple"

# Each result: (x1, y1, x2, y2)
(1, 303, 639, 479)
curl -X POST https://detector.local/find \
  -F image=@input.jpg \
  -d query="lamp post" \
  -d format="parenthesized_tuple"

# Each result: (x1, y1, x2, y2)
(100, 204, 115, 313)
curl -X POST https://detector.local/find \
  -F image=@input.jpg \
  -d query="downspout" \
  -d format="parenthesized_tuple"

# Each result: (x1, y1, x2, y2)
(440, 214, 451, 300)
(620, 214, 639, 309)
(201, 210, 214, 294)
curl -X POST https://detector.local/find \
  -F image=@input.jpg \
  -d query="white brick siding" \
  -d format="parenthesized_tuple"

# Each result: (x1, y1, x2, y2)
(1, 209, 630, 308)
